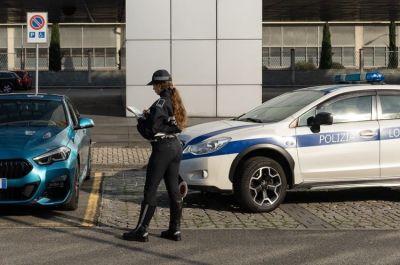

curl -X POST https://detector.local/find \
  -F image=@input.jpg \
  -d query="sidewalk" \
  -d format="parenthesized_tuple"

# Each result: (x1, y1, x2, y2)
(89, 115, 225, 147)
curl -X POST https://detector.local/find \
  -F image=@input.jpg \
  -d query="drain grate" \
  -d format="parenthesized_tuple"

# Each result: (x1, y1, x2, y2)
(280, 204, 335, 229)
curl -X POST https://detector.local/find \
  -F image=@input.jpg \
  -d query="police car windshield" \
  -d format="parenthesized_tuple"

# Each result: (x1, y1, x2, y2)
(237, 90, 325, 123)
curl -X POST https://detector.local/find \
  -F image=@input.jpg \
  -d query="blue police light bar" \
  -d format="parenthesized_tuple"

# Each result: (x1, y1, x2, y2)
(334, 71, 384, 83)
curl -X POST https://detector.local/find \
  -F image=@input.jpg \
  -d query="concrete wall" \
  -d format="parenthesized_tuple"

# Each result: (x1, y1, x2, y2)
(125, 0, 263, 117)
(33, 71, 125, 87)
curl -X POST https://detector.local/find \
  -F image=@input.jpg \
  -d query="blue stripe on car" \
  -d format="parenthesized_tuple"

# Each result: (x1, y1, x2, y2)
(185, 124, 260, 146)
(183, 127, 400, 160)
(297, 130, 379, 147)
(380, 127, 400, 140)
(183, 137, 285, 160)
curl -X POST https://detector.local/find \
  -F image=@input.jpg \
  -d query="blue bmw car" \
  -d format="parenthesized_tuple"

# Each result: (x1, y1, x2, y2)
(0, 93, 94, 210)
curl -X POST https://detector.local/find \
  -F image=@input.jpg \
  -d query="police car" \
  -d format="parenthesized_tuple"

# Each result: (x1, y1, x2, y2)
(179, 72, 400, 212)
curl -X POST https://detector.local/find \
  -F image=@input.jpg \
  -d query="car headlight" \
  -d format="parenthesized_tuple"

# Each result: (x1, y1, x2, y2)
(33, 147, 71, 165)
(183, 137, 231, 155)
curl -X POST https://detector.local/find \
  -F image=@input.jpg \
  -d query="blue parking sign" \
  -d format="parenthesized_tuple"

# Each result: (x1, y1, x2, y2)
(0, 178, 7, 189)
(38, 32, 45, 38)
(29, 32, 35, 38)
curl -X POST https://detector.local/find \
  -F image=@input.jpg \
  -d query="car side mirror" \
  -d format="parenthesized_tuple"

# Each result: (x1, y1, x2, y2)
(76, 117, 95, 130)
(308, 112, 333, 133)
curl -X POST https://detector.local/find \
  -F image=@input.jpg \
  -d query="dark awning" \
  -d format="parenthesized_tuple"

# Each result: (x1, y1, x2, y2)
(0, 0, 125, 23)
(264, 0, 400, 22)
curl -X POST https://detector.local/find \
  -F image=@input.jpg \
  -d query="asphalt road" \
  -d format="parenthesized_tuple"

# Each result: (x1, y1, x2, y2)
(1, 228, 400, 265)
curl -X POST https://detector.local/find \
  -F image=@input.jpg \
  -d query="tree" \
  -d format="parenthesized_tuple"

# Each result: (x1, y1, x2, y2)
(49, 23, 62, 71)
(319, 23, 333, 69)
(388, 21, 398, 69)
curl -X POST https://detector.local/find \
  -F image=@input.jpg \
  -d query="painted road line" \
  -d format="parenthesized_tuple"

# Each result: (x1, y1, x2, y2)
(81, 172, 103, 227)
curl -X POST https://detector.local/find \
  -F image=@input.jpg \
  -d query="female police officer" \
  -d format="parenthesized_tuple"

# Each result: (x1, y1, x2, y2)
(123, 69, 187, 242)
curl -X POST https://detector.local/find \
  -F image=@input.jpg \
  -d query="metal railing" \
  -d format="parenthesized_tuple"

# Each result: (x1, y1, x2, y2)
(0, 52, 119, 71)
(263, 49, 400, 70)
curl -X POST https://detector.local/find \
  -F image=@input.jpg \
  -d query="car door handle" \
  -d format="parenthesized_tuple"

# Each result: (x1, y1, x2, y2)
(359, 130, 377, 138)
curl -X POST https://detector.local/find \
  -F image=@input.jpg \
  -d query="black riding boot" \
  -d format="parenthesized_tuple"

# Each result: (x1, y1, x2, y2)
(161, 200, 182, 241)
(123, 203, 156, 242)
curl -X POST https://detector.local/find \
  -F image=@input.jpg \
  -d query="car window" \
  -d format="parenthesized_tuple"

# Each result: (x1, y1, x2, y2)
(317, 95, 372, 123)
(237, 90, 325, 123)
(66, 100, 79, 127)
(0, 100, 68, 128)
(380, 95, 400, 119)
(298, 108, 316, 126)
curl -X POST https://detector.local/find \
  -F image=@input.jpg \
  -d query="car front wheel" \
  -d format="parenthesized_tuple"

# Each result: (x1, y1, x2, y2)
(234, 157, 287, 213)
(63, 166, 80, 211)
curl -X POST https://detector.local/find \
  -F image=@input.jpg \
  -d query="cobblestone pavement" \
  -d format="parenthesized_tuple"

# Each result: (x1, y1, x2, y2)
(93, 147, 400, 230)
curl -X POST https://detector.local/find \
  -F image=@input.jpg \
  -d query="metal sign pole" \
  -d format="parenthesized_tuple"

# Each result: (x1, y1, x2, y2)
(35, 43, 39, 95)
(27, 12, 47, 95)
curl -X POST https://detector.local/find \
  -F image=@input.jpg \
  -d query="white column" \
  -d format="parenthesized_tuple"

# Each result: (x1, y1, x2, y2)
(125, 0, 262, 117)
(7, 27, 15, 70)
(125, 0, 170, 117)
(172, 0, 217, 116)
(217, 0, 262, 117)
(115, 26, 121, 69)
(355, 25, 364, 68)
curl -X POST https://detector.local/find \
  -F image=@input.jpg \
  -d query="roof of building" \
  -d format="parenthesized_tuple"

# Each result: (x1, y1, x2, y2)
(0, 0, 125, 23)
(263, 0, 400, 22)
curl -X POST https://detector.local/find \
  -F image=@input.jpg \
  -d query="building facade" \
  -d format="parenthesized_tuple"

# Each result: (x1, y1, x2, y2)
(263, 22, 399, 69)
(0, 24, 123, 71)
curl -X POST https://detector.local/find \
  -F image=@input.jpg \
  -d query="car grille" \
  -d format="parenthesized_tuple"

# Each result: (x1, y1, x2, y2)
(0, 183, 38, 201)
(0, 160, 33, 179)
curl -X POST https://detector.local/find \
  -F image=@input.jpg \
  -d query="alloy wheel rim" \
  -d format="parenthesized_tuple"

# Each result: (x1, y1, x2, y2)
(3, 85, 11, 93)
(248, 166, 282, 206)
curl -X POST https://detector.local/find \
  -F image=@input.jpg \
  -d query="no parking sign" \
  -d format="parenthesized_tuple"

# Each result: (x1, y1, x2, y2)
(27, 12, 48, 43)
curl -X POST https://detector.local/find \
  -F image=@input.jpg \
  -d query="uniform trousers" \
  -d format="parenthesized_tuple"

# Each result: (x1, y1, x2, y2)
(143, 137, 183, 207)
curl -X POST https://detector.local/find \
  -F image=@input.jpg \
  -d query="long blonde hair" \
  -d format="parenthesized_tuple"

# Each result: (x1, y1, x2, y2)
(161, 81, 187, 129)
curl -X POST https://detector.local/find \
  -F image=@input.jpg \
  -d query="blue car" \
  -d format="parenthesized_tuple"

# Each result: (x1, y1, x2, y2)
(0, 93, 94, 210)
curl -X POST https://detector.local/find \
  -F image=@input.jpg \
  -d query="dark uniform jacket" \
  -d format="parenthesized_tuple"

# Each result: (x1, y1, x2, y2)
(137, 89, 181, 140)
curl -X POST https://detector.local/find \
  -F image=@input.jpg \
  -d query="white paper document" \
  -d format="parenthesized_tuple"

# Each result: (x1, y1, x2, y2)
(126, 106, 144, 118)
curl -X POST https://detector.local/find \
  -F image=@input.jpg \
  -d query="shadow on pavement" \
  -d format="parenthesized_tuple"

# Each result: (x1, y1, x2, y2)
(284, 187, 400, 203)
(169, 187, 400, 213)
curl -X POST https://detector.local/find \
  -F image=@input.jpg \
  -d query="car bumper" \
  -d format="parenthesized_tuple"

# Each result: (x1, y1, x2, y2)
(179, 154, 236, 191)
(0, 156, 77, 206)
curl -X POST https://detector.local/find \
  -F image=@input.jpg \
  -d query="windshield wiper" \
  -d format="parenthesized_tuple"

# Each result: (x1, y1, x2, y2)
(232, 113, 246, 121)
(240, 118, 263, 123)
(0, 121, 30, 127)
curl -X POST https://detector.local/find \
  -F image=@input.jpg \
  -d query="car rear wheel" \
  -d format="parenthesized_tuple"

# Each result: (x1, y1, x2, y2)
(1, 82, 13, 93)
(63, 166, 80, 211)
(233, 157, 287, 212)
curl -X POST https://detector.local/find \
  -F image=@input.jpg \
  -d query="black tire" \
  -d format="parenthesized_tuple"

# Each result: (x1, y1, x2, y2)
(233, 156, 287, 213)
(2, 82, 13, 93)
(85, 147, 92, 180)
(63, 166, 80, 211)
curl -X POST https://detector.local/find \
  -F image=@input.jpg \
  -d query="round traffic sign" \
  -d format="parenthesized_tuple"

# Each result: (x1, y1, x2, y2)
(29, 15, 45, 30)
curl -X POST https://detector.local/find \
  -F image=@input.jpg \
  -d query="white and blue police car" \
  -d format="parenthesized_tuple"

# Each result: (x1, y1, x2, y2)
(179, 72, 400, 212)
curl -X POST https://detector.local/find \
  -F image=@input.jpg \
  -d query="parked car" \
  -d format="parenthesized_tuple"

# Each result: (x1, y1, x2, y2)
(13, 70, 33, 89)
(0, 71, 22, 93)
(179, 72, 400, 212)
(0, 93, 94, 210)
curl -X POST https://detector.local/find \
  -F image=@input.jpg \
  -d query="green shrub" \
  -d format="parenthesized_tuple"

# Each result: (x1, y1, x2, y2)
(319, 23, 333, 69)
(331, 62, 345, 69)
(49, 24, 61, 71)
(295, 61, 317, 70)
(388, 21, 398, 69)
